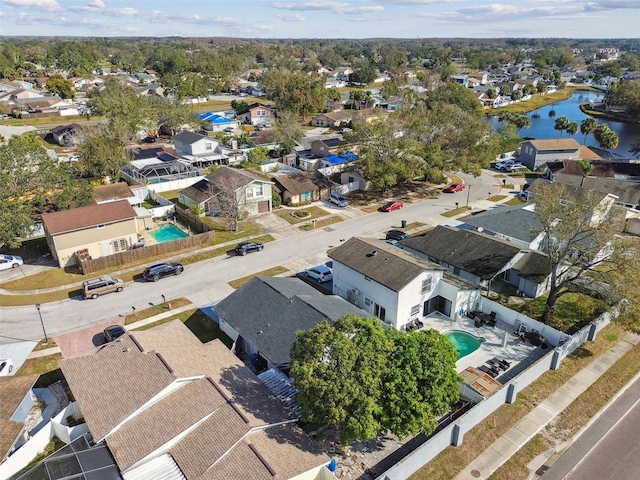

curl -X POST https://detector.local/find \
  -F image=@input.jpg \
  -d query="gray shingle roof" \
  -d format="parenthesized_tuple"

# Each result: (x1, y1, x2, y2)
(459, 204, 543, 244)
(271, 171, 333, 195)
(401, 226, 522, 280)
(179, 178, 212, 204)
(513, 251, 551, 282)
(214, 277, 371, 368)
(328, 237, 444, 292)
(174, 130, 208, 145)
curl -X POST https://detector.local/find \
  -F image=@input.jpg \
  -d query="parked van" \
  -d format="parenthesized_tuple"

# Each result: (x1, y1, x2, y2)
(82, 276, 124, 299)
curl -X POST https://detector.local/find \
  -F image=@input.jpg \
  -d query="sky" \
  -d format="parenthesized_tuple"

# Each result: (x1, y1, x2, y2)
(2, 0, 640, 39)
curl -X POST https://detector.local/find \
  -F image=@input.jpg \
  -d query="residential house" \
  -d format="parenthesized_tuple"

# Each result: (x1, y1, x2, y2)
(311, 110, 352, 128)
(544, 159, 640, 209)
(93, 182, 140, 207)
(236, 102, 273, 126)
(310, 136, 348, 158)
(0, 375, 38, 463)
(135, 82, 164, 97)
(178, 166, 273, 216)
(124, 146, 202, 184)
(0, 88, 43, 103)
(215, 277, 372, 371)
(41, 200, 139, 267)
(328, 237, 481, 330)
(401, 226, 552, 298)
(59, 320, 330, 479)
(50, 123, 82, 146)
(196, 111, 239, 132)
(271, 171, 333, 205)
(340, 170, 370, 192)
(452, 75, 469, 87)
(518, 139, 600, 171)
(173, 130, 219, 157)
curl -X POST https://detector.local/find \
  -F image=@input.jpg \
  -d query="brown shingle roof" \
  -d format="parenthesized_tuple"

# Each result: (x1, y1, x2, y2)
(0, 375, 38, 460)
(199, 442, 274, 480)
(205, 166, 271, 188)
(93, 183, 134, 204)
(329, 237, 443, 292)
(60, 336, 176, 441)
(41, 200, 137, 235)
(271, 172, 333, 196)
(528, 139, 581, 150)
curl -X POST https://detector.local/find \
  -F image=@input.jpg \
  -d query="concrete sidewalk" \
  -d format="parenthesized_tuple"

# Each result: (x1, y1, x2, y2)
(454, 332, 640, 480)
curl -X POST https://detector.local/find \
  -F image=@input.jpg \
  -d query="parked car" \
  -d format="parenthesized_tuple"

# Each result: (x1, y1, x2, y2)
(386, 230, 409, 241)
(385, 239, 404, 249)
(380, 201, 404, 212)
(103, 325, 126, 342)
(304, 265, 333, 283)
(235, 241, 264, 256)
(223, 126, 235, 133)
(495, 159, 515, 170)
(443, 183, 465, 193)
(0, 359, 14, 376)
(505, 163, 526, 172)
(82, 276, 125, 299)
(142, 262, 184, 282)
(0, 254, 23, 271)
(329, 192, 348, 207)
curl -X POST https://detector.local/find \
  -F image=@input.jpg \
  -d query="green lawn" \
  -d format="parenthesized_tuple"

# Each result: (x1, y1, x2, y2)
(275, 206, 330, 224)
(228, 266, 289, 289)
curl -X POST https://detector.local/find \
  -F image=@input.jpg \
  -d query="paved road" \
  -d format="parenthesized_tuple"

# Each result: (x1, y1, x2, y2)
(542, 372, 640, 480)
(0, 170, 509, 344)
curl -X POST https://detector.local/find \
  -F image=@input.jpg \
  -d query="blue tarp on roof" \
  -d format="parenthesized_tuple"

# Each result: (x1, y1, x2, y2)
(196, 112, 232, 124)
(325, 152, 358, 164)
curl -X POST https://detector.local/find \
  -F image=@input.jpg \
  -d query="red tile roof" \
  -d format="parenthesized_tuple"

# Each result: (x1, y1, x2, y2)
(41, 200, 137, 235)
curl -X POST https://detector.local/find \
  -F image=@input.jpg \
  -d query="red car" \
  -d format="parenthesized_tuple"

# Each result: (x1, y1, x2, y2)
(380, 201, 404, 212)
(444, 183, 465, 193)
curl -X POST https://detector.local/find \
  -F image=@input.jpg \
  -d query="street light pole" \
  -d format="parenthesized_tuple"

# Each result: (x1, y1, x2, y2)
(465, 184, 471, 209)
(35, 303, 48, 345)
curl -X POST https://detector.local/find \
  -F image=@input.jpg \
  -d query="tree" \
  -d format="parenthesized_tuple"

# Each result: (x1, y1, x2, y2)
(244, 146, 270, 167)
(76, 125, 129, 181)
(594, 123, 619, 151)
(498, 112, 530, 135)
(0, 134, 93, 246)
(511, 89, 522, 101)
(578, 159, 594, 176)
(271, 110, 304, 155)
(261, 68, 327, 120)
(554, 116, 570, 137)
(204, 167, 250, 232)
(580, 117, 597, 144)
(425, 83, 483, 118)
(566, 121, 579, 138)
(349, 60, 377, 85)
(46, 75, 75, 100)
(230, 100, 249, 113)
(290, 315, 460, 444)
(630, 136, 640, 158)
(532, 183, 633, 323)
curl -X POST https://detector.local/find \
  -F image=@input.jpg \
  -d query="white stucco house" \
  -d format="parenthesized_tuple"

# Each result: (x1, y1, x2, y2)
(328, 237, 482, 331)
(173, 131, 219, 157)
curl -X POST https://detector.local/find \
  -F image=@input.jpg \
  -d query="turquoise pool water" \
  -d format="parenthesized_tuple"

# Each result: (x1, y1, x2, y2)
(149, 224, 188, 243)
(444, 331, 483, 360)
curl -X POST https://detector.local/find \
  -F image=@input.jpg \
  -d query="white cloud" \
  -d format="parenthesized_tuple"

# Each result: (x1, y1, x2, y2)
(4, 0, 60, 12)
(277, 13, 306, 21)
(271, 1, 383, 14)
(88, 0, 105, 7)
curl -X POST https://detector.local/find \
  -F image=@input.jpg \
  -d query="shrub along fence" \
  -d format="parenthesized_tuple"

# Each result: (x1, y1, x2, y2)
(78, 231, 215, 275)
(174, 207, 213, 233)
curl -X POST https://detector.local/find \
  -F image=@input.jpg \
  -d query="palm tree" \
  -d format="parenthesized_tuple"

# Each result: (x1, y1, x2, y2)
(580, 117, 597, 144)
(567, 121, 579, 138)
(554, 116, 570, 137)
(594, 124, 619, 151)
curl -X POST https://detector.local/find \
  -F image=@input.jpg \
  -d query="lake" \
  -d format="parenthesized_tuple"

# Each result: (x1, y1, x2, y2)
(486, 91, 640, 157)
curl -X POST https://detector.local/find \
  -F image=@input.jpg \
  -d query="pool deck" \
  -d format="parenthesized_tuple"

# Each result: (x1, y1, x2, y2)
(420, 312, 546, 380)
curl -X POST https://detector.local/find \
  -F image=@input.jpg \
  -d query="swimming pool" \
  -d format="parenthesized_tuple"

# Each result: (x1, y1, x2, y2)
(444, 330, 483, 360)
(149, 224, 189, 243)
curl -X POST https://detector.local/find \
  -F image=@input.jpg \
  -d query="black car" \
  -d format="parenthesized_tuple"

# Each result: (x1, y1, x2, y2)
(235, 241, 264, 256)
(142, 262, 184, 282)
(385, 230, 409, 241)
(103, 325, 126, 342)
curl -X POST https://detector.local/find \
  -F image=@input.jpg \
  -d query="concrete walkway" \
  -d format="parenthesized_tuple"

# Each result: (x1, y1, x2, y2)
(454, 332, 640, 480)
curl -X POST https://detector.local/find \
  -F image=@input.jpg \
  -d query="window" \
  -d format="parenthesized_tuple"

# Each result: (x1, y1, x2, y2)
(120, 239, 126, 250)
(246, 189, 254, 199)
(254, 184, 263, 197)
(112, 240, 119, 252)
(410, 305, 420, 316)
(422, 278, 432, 294)
(205, 143, 212, 151)
(364, 298, 372, 307)
(301, 191, 312, 201)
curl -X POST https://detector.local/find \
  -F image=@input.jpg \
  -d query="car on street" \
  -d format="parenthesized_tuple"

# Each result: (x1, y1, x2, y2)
(329, 192, 348, 207)
(443, 183, 465, 193)
(304, 265, 333, 283)
(235, 241, 264, 256)
(0, 359, 14, 376)
(386, 230, 409, 241)
(0, 254, 23, 271)
(142, 262, 184, 282)
(82, 276, 125, 299)
(504, 163, 525, 172)
(103, 325, 126, 342)
(380, 201, 404, 212)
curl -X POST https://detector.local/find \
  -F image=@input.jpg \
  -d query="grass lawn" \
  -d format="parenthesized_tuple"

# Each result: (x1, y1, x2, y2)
(485, 88, 583, 116)
(17, 353, 63, 377)
(504, 197, 526, 206)
(441, 207, 471, 218)
(131, 308, 234, 348)
(410, 322, 625, 480)
(488, 194, 508, 202)
(228, 266, 289, 289)
(275, 206, 331, 224)
(123, 297, 192, 325)
(299, 216, 343, 231)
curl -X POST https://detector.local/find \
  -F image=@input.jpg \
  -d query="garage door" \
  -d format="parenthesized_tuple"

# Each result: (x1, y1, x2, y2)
(258, 200, 270, 213)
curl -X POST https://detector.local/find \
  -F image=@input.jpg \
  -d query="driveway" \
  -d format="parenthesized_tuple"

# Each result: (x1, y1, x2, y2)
(54, 319, 123, 359)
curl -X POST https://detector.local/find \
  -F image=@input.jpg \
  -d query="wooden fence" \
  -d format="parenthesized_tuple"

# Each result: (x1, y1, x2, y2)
(78, 231, 216, 275)
(174, 207, 212, 233)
